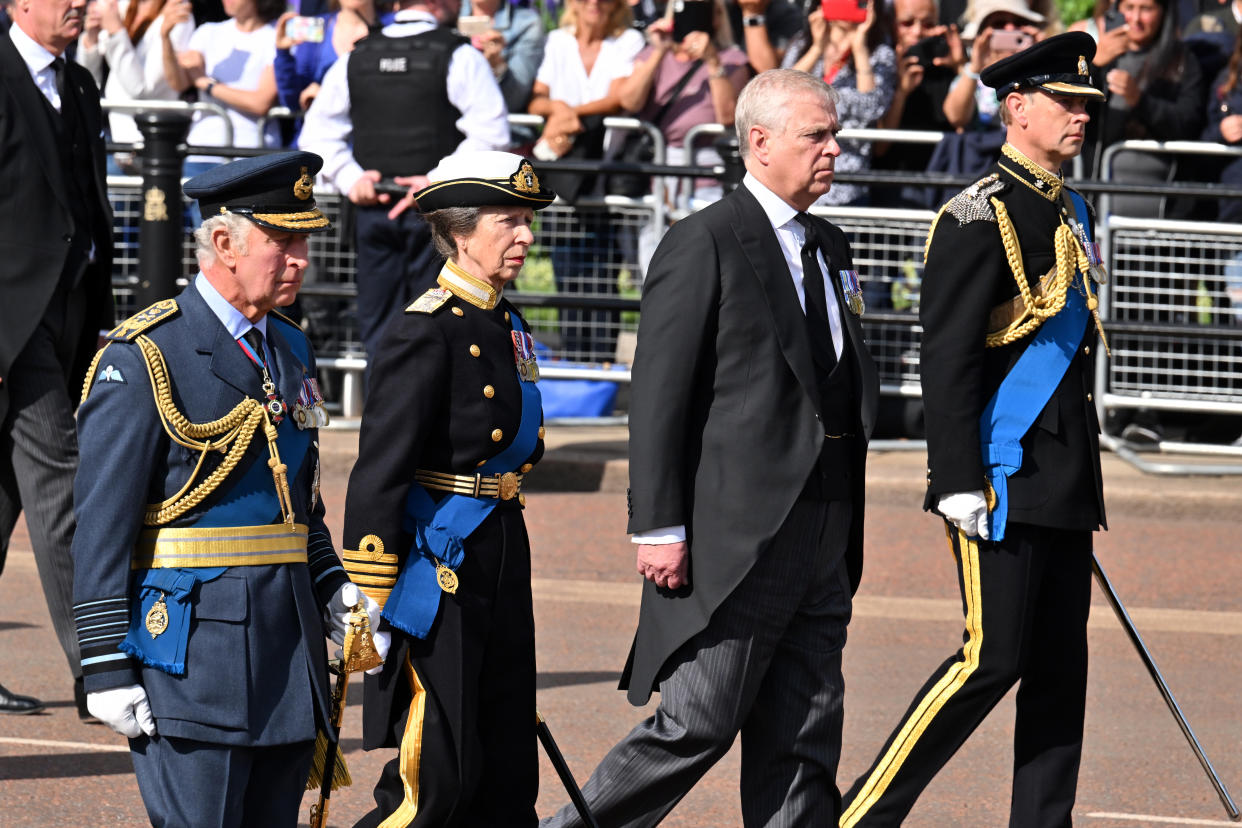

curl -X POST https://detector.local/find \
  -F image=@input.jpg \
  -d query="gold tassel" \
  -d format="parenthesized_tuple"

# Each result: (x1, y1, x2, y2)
(305, 729, 352, 791)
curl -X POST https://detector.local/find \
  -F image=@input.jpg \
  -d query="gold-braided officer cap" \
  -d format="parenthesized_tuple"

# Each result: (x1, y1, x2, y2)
(413, 151, 557, 212)
(981, 31, 1106, 101)
(183, 150, 331, 233)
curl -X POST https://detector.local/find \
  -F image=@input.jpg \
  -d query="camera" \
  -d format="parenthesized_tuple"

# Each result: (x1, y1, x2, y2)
(905, 34, 949, 68)
(1103, 7, 1126, 31)
(990, 29, 1032, 52)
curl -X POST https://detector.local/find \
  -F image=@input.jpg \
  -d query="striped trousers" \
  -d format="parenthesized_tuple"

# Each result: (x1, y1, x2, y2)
(542, 498, 855, 828)
(840, 522, 1093, 828)
(0, 289, 87, 680)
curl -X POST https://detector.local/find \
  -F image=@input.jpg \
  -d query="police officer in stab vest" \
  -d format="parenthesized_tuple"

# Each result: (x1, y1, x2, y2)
(71, 151, 383, 827)
(341, 151, 554, 828)
(298, 0, 509, 382)
(839, 33, 1109, 827)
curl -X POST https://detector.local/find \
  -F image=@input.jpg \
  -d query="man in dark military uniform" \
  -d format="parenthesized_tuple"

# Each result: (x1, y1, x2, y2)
(71, 151, 378, 827)
(340, 150, 555, 828)
(840, 33, 1109, 828)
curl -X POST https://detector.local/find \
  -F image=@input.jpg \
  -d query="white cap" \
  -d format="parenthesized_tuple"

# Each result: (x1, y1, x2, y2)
(961, 0, 1044, 39)
(427, 151, 531, 183)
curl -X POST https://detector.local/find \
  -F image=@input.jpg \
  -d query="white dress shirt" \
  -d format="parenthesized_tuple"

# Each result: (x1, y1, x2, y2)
(633, 173, 847, 546)
(10, 20, 64, 111)
(297, 9, 510, 195)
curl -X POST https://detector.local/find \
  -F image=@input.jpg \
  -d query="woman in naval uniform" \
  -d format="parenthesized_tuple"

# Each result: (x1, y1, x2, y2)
(340, 150, 556, 828)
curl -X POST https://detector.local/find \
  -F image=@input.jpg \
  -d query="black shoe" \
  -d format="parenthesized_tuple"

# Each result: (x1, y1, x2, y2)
(0, 683, 44, 715)
(74, 677, 99, 723)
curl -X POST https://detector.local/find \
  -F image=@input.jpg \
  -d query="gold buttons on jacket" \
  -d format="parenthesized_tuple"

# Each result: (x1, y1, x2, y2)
(505, 312, 511, 321)
(483, 385, 495, 398)
(518, 493, 526, 506)
(1083, 345, 1091, 355)
(538, 426, 545, 439)
(492, 429, 503, 442)
(1086, 393, 1093, 402)
(520, 463, 533, 473)
(469, 345, 481, 357)
(452, 307, 464, 317)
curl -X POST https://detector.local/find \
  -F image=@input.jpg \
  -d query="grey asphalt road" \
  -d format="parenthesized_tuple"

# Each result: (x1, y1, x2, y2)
(0, 426, 1239, 827)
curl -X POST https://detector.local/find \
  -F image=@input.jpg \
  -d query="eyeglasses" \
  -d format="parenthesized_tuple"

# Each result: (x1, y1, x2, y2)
(983, 13, 1033, 27)
(897, 16, 936, 26)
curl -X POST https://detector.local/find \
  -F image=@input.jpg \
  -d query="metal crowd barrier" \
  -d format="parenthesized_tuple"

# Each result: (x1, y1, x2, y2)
(100, 115, 1242, 462)
(1095, 140, 1242, 473)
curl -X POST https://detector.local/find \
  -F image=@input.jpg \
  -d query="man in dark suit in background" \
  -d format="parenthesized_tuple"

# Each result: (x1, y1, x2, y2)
(542, 69, 879, 828)
(0, 0, 114, 714)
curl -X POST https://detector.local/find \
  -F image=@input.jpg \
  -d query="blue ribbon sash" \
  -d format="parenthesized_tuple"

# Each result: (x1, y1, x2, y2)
(383, 312, 543, 639)
(979, 190, 1093, 541)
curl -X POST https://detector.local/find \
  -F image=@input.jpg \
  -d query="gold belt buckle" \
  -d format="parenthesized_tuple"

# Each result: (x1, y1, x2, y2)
(497, 471, 519, 501)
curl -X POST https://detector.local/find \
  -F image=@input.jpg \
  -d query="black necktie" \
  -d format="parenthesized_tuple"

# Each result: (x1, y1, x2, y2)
(243, 328, 267, 373)
(51, 57, 69, 110)
(793, 213, 837, 373)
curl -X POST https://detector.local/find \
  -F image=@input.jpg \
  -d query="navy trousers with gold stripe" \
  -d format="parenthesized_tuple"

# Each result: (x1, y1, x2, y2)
(353, 508, 538, 828)
(841, 522, 1093, 828)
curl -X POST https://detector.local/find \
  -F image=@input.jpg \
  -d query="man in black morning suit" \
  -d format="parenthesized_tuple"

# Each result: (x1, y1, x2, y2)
(0, 0, 115, 714)
(840, 33, 1109, 828)
(542, 69, 879, 828)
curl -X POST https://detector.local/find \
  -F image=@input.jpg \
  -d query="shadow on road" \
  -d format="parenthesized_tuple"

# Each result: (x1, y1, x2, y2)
(537, 670, 619, 690)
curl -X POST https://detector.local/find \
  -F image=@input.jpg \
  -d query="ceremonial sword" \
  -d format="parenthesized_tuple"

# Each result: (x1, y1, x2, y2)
(1092, 555, 1240, 821)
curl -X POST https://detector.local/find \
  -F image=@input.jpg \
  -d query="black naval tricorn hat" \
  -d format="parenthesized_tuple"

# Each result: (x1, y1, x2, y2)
(183, 150, 330, 233)
(412, 151, 557, 212)
(980, 31, 1106, 102)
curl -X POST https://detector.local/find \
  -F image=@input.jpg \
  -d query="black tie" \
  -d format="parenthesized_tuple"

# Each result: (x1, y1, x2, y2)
(794, 213, 837, 373)
(243, 328, 267, 372)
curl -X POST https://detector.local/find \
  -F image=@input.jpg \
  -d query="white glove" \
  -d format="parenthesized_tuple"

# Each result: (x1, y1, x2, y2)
(937, 490, 991, 541)
(326, 582, 389, 675)
(87, 684, 157, 739)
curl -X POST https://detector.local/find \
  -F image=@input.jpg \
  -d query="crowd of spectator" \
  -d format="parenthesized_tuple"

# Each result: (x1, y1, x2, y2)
(51, 0, 1241, 225)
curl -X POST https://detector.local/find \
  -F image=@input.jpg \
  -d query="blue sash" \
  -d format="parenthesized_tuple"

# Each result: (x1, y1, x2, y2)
(383, 312, 543, 639)
(980, 190, 1092, 541)
(122, 319, 315, 673)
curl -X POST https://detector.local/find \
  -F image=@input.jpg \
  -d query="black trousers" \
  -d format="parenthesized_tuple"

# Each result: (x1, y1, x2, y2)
(355, 508, 538, 828)
(353, 206, 443, 386)
(841, 522, 1093, 828)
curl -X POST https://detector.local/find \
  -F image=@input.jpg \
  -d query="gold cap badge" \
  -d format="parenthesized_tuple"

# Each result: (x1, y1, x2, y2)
(512, 160, 540, 194)
(1077, 55, 1088, 75)
(294, 166, 313, 201)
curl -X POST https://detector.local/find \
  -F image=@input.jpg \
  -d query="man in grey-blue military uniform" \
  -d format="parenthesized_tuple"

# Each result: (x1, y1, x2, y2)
(71, 151, 385, 827)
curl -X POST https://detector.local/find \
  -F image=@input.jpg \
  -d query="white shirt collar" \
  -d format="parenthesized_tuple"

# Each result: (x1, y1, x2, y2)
(392, 8, 438, 24)
(196, 273, 269, 342)
(8, 20, 59, 78)
(743, 172, 803, 236)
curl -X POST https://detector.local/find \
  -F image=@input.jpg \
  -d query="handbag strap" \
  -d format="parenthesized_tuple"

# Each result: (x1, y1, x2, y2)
(650, 58, 706, 127)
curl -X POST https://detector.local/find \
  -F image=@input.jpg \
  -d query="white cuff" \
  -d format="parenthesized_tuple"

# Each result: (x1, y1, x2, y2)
(631, 525, 686, 544)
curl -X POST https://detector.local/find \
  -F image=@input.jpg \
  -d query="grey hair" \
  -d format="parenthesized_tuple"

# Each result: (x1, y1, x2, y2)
(193, 212, 254, 268)
(425, 207, 483, 260)
(735, 70, 840, 159)
(998, 90, 1034, 126)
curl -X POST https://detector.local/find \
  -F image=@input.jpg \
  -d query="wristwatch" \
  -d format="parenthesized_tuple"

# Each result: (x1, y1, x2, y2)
(743, 13, 766, 27)
(204, 78, 217, 97)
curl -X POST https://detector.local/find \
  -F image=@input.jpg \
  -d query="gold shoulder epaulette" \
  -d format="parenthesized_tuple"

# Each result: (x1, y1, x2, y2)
(945, 173, 1007, 226)
(107, 299, 180, 342)
(406, 287, 452, 314)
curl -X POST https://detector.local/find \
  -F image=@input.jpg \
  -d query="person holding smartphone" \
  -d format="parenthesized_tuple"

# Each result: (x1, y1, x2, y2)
(943, 0, 1043, 130)
(614, 0, 750, 207)
(873, 0, 965, 199)
(273, 0, 388, 116)
(780, 0, 897, 206)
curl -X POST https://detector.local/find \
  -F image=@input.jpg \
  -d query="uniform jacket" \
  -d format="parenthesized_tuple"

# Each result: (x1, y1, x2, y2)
(71, 282, 348, 746)
(0, 30, 114, 412)
(920, 156, 1107, 533)
(341, 284, 544, 747)
(622, 183, 880, 705)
